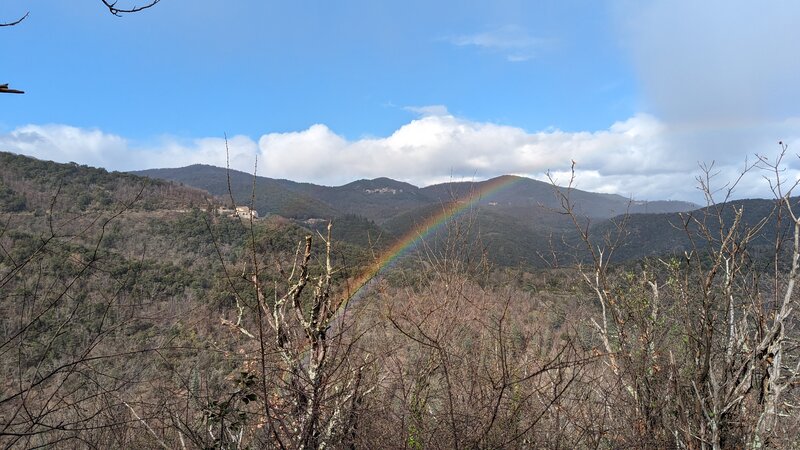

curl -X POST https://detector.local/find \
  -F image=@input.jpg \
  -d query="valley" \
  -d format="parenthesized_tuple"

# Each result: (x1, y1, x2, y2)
(1, 151, 798, 448)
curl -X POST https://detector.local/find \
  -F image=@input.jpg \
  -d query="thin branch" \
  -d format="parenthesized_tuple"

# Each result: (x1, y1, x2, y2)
(0, 11, 28, 27)
(100, 0, 160, 17)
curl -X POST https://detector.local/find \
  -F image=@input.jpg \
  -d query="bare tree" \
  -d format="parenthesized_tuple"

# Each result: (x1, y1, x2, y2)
(551, 148, 800, 449)
(0, 186, 175, 448)
(169, 147, 377, 448)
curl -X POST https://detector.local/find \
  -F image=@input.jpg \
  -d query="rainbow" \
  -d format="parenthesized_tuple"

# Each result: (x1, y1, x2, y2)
(334, 174, 527, 318)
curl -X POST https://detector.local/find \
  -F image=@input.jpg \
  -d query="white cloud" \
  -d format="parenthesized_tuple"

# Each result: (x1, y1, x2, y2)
(0, 124, 260, 175)
(0, 125, 128, 166)
(255, 116, 785, 200)
(3, 112, 799, 204)
(445, 25, 550, 62)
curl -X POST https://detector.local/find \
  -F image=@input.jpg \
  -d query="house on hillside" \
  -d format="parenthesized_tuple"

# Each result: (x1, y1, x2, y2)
(365, 187, 402, 194)
(217, 206, 260, 219)
(235, 206, 259, 219)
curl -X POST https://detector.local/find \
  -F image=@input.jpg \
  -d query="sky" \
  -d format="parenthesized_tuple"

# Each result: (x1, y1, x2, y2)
(1, 0, 799, 203)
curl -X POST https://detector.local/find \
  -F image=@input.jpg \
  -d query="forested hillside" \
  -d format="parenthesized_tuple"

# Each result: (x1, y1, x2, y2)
(132, 165, 338, 219)
(0, 152, 212, 213)
(3, 152, 800, 449)
(134, 163, 700, 268)
(135, 166, 698, 225)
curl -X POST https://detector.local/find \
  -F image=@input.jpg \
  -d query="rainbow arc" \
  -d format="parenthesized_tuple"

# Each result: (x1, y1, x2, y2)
(333, 175, 528, 319)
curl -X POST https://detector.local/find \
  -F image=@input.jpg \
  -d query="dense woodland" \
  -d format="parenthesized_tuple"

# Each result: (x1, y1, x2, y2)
(2, 151, 800, 449)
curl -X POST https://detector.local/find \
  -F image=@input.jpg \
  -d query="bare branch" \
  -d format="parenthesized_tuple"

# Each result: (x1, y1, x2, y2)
(0, 83, 24, 94)
(100, 0, 160, 17)
(0, 11, 28, 27)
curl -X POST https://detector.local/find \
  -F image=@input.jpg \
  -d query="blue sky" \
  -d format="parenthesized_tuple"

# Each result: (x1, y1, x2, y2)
(2, 1, 799, 202)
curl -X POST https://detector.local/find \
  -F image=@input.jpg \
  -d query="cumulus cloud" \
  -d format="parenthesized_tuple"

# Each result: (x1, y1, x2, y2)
(0, 125, 129, 166)
(256, 113, 799, 201)
(444, 25, 550, 62)
(0, 124, 260, 175)
(3, 111, 798, 203)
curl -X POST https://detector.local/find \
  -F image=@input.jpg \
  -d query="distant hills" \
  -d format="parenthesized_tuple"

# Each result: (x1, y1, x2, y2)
(5, 151, 788, 269)
(131, 163, 701, 267)
(588, 197, 791, 263)
(132, 164, 338, 219)
(132, 164, 698, 223)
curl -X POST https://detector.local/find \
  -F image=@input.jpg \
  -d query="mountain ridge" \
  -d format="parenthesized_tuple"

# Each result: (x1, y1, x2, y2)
(131, 164, 700, 219)
(130, 162, 705, 267)
(5, 151, 763, 269)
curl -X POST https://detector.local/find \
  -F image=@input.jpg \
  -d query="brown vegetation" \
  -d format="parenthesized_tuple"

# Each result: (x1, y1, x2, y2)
(2, 148, 800, 449)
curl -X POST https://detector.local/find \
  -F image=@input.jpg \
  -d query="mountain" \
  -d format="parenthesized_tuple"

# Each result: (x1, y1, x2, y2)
(6, 152, 784, 271)
(132, 164, 702, 267)
(135, 165, 698, 224)
(422, 175, 697, 220)
(132, 165, 338, 219)
(276, 177, 434, 223)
